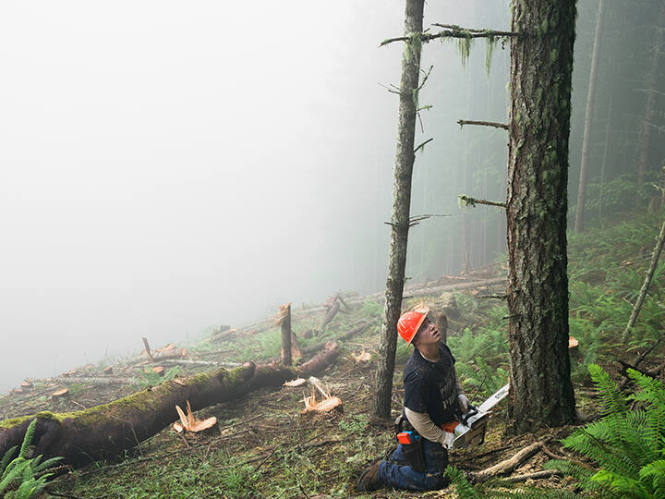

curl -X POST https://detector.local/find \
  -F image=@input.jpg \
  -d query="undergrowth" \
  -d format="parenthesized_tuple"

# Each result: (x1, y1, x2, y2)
(0, 419, 62, 498)
(43, 207, 665, 498)
(545, 364, 665, 498)
(133, 366, 183, 389)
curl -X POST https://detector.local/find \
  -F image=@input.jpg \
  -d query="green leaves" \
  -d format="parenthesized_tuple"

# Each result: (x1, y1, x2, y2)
(0, 419, 62, 498)
(550, 365, 665, 498)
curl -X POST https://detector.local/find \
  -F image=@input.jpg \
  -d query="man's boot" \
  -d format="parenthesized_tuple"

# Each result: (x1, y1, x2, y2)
(356, 460, 383, 492)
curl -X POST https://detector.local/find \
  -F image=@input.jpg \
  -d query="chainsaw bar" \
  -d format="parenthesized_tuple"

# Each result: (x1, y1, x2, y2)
(452, 383, 509, 449)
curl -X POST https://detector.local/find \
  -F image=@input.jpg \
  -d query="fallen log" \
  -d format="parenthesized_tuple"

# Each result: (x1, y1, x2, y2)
(158, 359, 243, 368)
(300, 321, 370, 356)
(0, 342, 339, 467)
(500, 469, 560, 483)
(50, 377, 134, 386)
(402, 277, 506, 299)
(469, 441, 543, 483)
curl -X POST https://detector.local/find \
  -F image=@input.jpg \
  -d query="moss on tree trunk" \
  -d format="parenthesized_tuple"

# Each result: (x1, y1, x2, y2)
(506, 0, 577, 432)
(373, 0, 425, 420)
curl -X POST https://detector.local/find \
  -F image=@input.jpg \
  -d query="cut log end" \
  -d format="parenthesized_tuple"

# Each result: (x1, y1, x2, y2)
(51, 388, 70, 398)
(173, 400, 218, 433)
(351, 351, 372, 364)
(568, 336, 579, 349)
(302, 396, 343, 414)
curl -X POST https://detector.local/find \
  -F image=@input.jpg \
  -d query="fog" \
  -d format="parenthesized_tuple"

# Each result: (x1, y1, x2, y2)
(1, 1, 514, 391)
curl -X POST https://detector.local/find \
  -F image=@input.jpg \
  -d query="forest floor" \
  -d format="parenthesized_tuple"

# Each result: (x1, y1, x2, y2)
(1, 211, 664, 498)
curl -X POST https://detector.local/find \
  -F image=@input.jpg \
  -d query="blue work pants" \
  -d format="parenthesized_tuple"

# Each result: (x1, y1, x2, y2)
(378, 438, 450, 491)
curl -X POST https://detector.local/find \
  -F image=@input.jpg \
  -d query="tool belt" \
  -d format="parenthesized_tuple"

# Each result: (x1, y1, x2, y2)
(393, 414, 426, 473)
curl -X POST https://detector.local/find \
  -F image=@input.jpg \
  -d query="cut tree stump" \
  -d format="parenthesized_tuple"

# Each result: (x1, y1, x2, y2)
(0, 342, 339, 467)
(320, 296, 341, 330)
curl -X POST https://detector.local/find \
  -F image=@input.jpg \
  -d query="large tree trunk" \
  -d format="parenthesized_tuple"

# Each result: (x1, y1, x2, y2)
(574, 0, 604, 233)
(506, 0, 577, 433)
(0, 343, 338, 467)
(373, 0, 425, 420)
(637, 2, 665, 185)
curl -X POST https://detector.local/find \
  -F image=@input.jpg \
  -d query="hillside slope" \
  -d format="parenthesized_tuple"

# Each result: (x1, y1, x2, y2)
(2, 210, 664, 497)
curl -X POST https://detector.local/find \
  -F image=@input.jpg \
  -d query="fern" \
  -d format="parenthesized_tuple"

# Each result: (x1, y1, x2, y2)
(549, 365, 665, 498)
(588, 364, 627, 415)
(0, 419, 62, 498)
(444, 465, 481, 498)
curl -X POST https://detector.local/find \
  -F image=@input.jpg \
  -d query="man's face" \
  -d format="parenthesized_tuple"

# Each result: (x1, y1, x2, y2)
(413, 317, 440, 346)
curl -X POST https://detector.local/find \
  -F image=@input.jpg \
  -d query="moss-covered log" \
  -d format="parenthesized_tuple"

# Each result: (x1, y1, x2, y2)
(0, 342, 339, 467)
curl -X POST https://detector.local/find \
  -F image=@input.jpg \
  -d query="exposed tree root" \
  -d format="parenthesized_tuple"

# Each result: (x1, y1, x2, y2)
(500, 469, 560, 483)
(469, 441, 543, 483)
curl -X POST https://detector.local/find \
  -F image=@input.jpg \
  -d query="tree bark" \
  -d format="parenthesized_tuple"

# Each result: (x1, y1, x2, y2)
(320, 299, 340, 331)
(373, 0, 425, 421)
(506, 0, 577, 432)
(574, 0, 605, 233)
(637, 3, 665, 185)
(280, 303, 292, 366)
(0, 343, 339, 467)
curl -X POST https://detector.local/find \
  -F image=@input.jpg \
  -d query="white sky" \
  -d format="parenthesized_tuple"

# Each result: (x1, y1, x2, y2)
(0, 1, 410, 390)
(0, 1, 510, 393)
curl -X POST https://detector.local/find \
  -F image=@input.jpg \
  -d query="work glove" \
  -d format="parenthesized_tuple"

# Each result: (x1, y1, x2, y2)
(458, 393, 470, 414)
(439, 431, 455, 450)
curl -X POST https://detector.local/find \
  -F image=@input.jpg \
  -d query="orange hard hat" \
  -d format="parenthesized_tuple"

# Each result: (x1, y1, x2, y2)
(397, 310, 427, 344)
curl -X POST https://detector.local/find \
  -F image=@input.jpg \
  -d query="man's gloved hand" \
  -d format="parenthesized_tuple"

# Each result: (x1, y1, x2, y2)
(439, 431, 455, 450)
(458, 393, 470, 414)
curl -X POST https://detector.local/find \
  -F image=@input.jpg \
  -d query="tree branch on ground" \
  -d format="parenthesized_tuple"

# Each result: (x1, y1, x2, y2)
(469, 441, 543, 483)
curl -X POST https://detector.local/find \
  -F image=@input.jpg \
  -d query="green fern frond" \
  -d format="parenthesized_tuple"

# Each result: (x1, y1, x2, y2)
(32, 455, 62, 474)
(18, 419, 37, 459)
(0, 418, 62, 498)
(588, 364, 627, 414)
(628, 369, 665, 407)
(0, 445, 18, 475)
(639, 460, 665, 497)
(0, 459, 29, 494)
(591, 469, 651, 498)
(444, 465, 481, 498)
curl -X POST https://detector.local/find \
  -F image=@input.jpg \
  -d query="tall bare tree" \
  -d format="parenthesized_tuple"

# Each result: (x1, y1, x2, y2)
(506, 0, 577, 432)
(574, 0, 605, 233)
(637, 2, 665, 185)
(373, 0, 425, 420)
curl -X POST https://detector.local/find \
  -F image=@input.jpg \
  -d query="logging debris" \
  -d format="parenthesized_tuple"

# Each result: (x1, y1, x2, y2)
(51, 389, 69, 399)
(284, 378, 306, 387)
(172, 400, 217, 434)
(301, 376, 343, 414)
(469, 441, 544, 483)
(351, 351, 372, 364)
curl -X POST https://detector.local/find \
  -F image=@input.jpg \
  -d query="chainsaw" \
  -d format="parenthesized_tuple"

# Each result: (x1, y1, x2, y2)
(450, 383, 509, 449)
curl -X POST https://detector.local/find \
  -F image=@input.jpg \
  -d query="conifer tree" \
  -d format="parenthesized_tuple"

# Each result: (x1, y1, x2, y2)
(506, 0, 577, 432)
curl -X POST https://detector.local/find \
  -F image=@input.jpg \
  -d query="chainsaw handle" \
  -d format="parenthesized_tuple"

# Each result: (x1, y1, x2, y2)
(461, 404, 478, 425)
